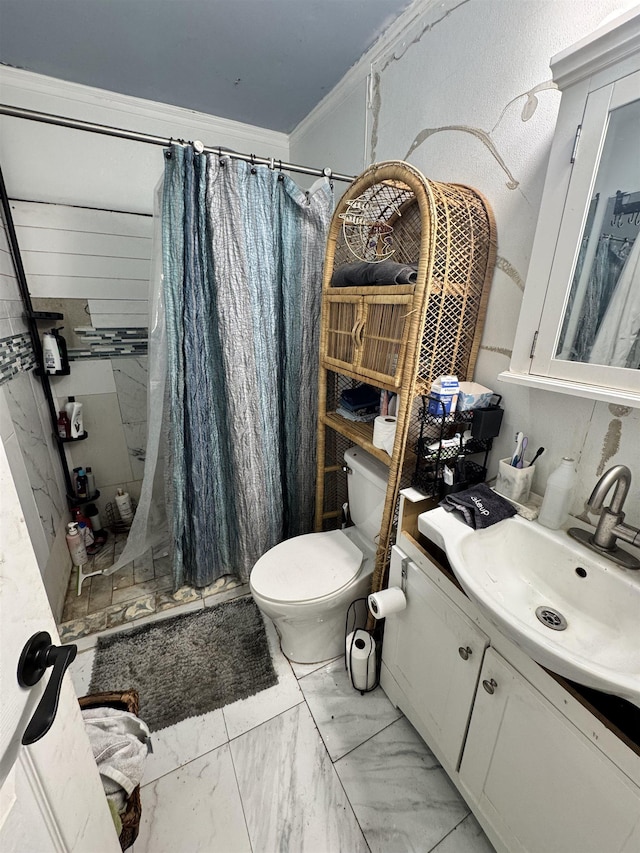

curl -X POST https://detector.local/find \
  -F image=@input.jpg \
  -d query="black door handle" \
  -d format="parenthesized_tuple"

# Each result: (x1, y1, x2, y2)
(17, 631, 77, 745)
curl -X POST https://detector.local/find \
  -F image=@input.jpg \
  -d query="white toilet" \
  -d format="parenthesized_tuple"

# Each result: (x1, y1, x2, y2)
(250, 446, 389, 663)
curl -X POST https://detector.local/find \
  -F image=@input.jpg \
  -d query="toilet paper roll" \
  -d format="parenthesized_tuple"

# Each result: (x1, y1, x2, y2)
(346, 629, 377, 691)
(372, 415, 397, 455)
(368, 587, 407, 619)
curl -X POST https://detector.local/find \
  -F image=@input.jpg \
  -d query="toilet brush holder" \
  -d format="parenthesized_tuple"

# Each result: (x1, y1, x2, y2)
(345, 598, 380, 694)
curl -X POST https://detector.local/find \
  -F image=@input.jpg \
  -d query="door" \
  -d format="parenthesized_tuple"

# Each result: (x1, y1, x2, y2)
(0, 440, 120, 852)
(322, 289, 414, 387)
(459, 648, 640, 853)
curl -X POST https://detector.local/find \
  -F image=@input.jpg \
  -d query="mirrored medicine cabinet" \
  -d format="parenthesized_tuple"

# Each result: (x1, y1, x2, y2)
(503, 7, 640, 407)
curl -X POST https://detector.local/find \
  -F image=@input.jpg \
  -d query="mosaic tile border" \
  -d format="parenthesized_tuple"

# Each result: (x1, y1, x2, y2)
(69, 326, 149, 361)
(0, 331, 36, 386)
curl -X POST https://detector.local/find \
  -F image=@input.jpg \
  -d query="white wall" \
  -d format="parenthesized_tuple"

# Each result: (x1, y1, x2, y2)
(291, 0, 640, 528)
(0, 66, 289, 213)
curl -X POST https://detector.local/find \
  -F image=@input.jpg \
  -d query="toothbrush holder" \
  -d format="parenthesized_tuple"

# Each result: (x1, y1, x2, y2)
(495, 457, 535, 504)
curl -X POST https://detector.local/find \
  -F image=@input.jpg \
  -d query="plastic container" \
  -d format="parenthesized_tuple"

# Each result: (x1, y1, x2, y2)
(85, 466, 96, 498)
(538, 457, 577, 530)
(65, 396, 84, 439)
(66, 522, 88, 566)
(75, 468, 88, 500)
(57, 410, 71, 439)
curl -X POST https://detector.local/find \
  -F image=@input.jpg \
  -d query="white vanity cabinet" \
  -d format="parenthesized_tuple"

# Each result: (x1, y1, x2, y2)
(382, 545, 488, 769)
(381, 495, 640, 853)
(460, 648, 640, 853)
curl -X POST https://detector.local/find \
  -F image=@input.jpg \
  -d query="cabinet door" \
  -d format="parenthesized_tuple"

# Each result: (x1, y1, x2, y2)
(532, 70, 640, 395)
(460, 648, 640, 853)
(357, 294, 413, 386)
(382, 546, 488, 769)
(323, 294, 362, 372)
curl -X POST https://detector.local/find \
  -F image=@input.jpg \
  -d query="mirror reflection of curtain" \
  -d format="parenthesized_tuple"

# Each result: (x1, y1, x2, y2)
(568, 235, 630, 362)
(589, 234, 640, 368)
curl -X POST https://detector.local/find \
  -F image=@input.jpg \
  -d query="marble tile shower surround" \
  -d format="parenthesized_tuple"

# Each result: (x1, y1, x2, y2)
(3, 370, 65, 545)
(70, 609, 495, 853)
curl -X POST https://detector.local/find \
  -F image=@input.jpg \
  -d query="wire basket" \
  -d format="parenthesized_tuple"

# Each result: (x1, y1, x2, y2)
(105, 499, 138, 534)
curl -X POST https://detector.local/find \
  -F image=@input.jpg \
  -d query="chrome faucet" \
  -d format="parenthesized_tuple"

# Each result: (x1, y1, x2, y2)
(568, 465, 640, 570)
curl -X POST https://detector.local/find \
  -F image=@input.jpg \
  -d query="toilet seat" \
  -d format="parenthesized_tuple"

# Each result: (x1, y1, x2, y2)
(250, 530, 363, 603)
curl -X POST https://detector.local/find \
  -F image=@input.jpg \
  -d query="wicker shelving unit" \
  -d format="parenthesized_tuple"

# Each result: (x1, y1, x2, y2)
(314, 161, 497, 595)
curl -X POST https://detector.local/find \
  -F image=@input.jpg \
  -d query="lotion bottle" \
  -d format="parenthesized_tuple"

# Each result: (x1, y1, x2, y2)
(538, 457, 577, 530)
(66, 522, 88, 567)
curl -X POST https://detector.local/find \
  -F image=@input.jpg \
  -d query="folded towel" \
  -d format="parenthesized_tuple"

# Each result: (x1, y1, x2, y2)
(83, 706, 151, 813)
(331, 261, 419, 288)
(340, 384, 380, 411)
(439, 483, 517, 530)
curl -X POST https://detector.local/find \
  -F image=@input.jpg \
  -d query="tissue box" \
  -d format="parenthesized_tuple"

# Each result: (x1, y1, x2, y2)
(457, 382, 494, 411)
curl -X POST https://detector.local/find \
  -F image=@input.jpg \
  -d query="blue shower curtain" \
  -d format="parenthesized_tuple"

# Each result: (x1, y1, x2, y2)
(162, 145, 333, 588)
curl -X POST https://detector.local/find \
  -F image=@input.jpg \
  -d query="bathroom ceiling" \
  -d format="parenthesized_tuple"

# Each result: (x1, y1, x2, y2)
(0, 0, 412, 133)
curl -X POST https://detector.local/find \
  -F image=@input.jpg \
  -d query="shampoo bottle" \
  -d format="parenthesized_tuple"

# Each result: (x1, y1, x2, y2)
(75, 468, 88, 500)
(57, 410, 71, 439)
(538, 457, 577, 530)
(115, 488, 134, 523)
(65, 396, 84, 439)
(85, 466, 96, 498)
(66, 522, 88, 567)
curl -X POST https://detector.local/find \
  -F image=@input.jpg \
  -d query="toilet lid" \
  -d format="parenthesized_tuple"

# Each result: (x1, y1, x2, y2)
(250, 530, 363, 603)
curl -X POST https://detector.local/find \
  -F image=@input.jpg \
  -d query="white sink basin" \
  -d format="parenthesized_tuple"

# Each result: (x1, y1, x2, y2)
(418, 508, 640, 707)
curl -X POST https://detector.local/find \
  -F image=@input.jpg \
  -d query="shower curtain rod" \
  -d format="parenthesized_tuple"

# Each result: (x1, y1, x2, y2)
(0, 103, 356, 184)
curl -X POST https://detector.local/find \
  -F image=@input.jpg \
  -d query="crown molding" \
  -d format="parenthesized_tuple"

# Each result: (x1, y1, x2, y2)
(551, 5, 640, 89)
(0, 66, 289, 153)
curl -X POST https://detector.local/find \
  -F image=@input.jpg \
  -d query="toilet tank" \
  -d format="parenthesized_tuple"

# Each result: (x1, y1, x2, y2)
(344, 446, 389, 544)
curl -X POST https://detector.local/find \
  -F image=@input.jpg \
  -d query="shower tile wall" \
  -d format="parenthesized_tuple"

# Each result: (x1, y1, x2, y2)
(0, 214, 69, 617)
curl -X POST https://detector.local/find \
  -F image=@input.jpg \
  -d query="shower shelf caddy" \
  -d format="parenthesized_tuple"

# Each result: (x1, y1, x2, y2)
(314, 161, 497, 595)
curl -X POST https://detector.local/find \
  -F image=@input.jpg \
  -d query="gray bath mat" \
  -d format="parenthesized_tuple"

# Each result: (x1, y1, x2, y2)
(88, 596, 277, 732)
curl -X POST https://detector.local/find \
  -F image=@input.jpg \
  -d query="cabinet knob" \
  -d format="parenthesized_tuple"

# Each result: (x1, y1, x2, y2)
(458, 646, 472, 660)
(482, 678, 497, 695)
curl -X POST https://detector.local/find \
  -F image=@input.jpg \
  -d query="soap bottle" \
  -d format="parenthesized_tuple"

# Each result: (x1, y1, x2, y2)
(66, 522, 88, 567)
(538, 457, 577, 530)
(85, 466, 96, 498)
(75, 468, 88, 500)
(57, 410, 71, 439)
(65, 396, 84, 439)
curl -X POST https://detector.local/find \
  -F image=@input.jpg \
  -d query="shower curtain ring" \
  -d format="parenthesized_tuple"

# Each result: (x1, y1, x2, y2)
(269, 157, 275, 170)
(250, 153, 257, 175)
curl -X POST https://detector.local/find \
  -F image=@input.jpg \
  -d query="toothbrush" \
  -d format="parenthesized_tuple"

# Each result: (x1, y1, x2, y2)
(511, 431, 524, 467)
(529, 446, 545, 467)
(516, 436, 528, 468)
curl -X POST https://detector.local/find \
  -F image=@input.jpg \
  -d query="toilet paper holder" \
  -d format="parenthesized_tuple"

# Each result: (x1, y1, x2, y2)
(345, 598, 380, 695)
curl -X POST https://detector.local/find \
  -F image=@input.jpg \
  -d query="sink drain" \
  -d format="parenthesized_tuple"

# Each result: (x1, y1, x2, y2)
(535, 606, 568, 631)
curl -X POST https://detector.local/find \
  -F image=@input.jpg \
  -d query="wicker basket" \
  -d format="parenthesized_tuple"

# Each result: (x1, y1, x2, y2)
(78, 690, 142, 851)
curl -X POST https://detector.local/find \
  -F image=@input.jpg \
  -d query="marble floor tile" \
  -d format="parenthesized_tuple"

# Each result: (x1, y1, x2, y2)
(231, 702, 368, 853)
(152, 553, 172, 577)
(87, 573, 114, 613)
(222, 616, 304, 741)
(432, 814, 496, 853)
(133, 561, 155, 584)
(300, 657, 402, 760)
(288, 654, 342, 680)
(111, 578, 160, 605)
(335, 716, 471, 853)
(142, 709, 228, 785)
(135, 744, 251, 853)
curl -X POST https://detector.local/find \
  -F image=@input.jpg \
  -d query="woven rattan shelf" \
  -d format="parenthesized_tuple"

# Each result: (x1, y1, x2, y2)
(315, 161, 496, 597)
